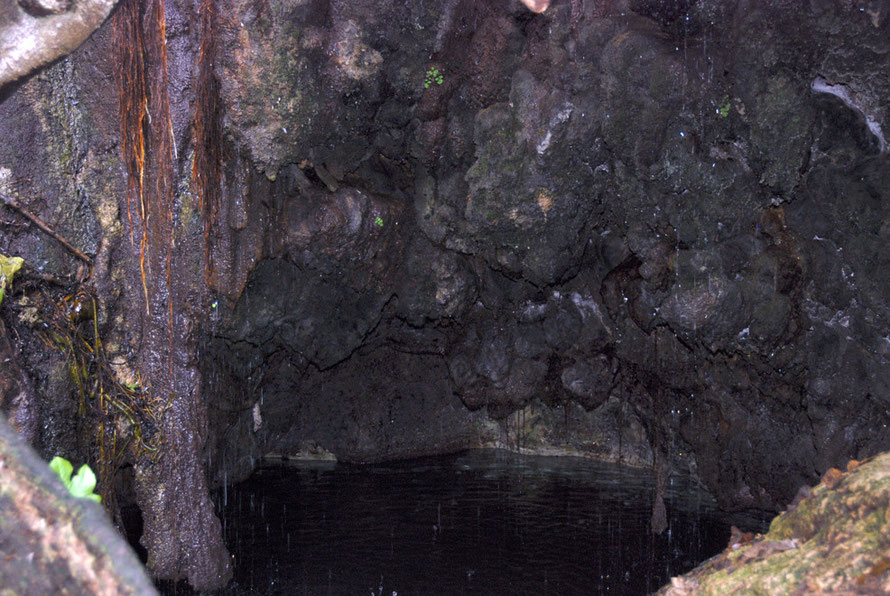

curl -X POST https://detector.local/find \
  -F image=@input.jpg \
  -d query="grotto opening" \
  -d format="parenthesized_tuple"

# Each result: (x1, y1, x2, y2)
(1, 0, 889, 592)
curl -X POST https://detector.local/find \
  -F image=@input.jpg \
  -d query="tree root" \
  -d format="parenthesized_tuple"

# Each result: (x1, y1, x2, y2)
(0, 190, 93, 280)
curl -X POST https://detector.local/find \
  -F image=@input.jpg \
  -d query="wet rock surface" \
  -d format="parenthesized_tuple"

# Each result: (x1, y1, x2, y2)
(657, 451, 890, 595)
(201, 0, 890, 515)
(1, 0, 890, 589)
(0, 414, 158, 595)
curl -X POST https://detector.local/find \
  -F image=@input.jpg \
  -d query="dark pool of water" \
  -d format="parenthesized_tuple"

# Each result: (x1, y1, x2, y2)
(161, 449, 771, 595)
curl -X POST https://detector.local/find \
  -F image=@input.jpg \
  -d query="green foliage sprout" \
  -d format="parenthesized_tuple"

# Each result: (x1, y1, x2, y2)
(424, 67, 444, 89)
(717, 95, 731, 118)
(49, 456, 102, 503)
(374, 215, 384, 227)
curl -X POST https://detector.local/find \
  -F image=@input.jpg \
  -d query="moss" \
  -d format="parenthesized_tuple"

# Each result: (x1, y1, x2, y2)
(659, 452, 890, 594)
(227, 16, 323, 175)
(176, 171, 201, 242)
(34, 61, 81, 181)
(465, 105, 531, 228)
(90, 153, 125, 240)
(26, 59, 108, 259)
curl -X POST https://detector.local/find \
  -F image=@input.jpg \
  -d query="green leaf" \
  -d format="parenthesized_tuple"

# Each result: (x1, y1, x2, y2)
(49, 456, 74, 489)
(70, 465, 101, 502)
(49, 456, 101, 503)
(717, 95, 731, 118)
(0, 254, 24, 307)
(423, 67, 444, 89)
(0, 254, 23, 280)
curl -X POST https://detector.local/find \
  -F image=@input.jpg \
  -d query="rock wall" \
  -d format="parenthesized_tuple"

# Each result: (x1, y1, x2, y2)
(1, 0, 889, 589)
(658, 452, 890, 594)
(204, 0, 890, 514)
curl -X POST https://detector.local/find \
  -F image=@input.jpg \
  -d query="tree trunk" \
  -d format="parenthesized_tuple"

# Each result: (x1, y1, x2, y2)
(0, 317, 38, 443)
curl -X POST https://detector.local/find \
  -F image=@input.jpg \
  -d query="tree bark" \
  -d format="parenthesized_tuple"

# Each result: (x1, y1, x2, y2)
(0, 412, 158, 594)
(0, 316, 38, 444)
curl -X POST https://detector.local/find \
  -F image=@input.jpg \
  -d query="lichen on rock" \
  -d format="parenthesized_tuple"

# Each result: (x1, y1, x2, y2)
(658, 452, 890, 595)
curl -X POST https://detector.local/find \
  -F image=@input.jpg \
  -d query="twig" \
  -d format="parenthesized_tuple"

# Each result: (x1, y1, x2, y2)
(0, 190, 93, 270)
(22, 270, 79, 288)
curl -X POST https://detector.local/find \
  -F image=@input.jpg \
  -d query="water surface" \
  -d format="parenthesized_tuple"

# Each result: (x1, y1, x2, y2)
(177, 449, 770, 595)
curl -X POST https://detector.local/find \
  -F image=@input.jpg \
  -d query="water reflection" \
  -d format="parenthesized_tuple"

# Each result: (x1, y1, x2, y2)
(164, 449, 770, 595)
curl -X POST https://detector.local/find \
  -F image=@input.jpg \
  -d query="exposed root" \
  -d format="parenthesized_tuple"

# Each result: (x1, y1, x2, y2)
(0, 190, 93, 279)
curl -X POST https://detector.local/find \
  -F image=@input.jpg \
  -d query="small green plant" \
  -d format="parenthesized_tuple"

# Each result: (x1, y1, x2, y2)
(717, 95, 731, 118)
(374, 215, 384, 227)
(49, 456, 102, 503)
(424, 67, 444, 89)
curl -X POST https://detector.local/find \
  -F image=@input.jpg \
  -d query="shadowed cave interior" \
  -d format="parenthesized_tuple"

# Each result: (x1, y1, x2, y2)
(1, 0, 889, 593)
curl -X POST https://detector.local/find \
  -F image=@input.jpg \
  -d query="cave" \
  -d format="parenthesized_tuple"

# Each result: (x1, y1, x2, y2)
(1, 0, 890, 593)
